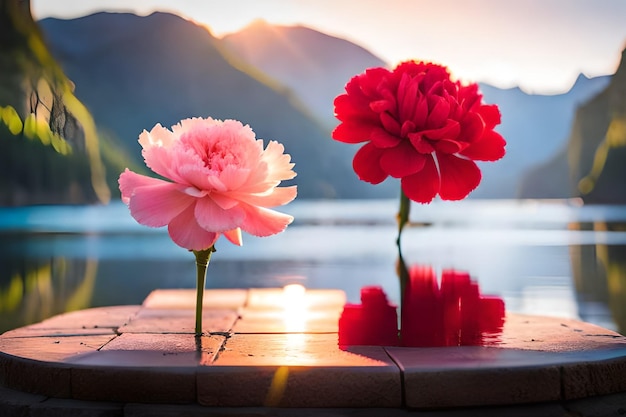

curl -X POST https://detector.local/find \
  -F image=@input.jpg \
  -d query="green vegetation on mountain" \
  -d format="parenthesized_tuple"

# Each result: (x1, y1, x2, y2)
(519, 47, 626, 203)
(38, 11, 398, 200)
(0, 0, 138, 206)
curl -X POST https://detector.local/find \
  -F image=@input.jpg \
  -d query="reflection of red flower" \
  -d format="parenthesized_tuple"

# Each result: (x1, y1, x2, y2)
(332, 61, 506, 203)
(401, 265, 505, 347)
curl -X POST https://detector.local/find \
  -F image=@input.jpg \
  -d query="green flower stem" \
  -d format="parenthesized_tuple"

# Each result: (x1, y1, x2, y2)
(396, 191, 410, 305)
(193, 246, 216, 337)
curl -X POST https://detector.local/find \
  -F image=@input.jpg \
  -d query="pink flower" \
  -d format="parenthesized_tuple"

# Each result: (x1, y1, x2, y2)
(119, 117, 297, 251)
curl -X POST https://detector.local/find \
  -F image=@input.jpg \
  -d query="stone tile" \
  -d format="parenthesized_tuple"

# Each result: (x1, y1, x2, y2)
(0, 334, 116, 397)
(142, 289, 247, 310)
(387, 346, 562, 408)
(29, 398, 124, 417)
(0, 384, 47, 417)
(233, 307, 341, 333)
(68, 333, 225, 367)
(414, 403, 569, 416)
(198, 333, 401, 407)
(68, 334, 225, 404)
(565, 390, 626, 417)
(0, 334, 116, 363)
(499, 314, 626, 352)
(22, 306, 140, 332)
(118, 308, 238, 334)
(0, 327, 116, 339)
(125, 404, 418, 417)
(0, 353, 72, 398)
(562, 356, 626, 399)
(71, 366, 197, 404)
(246, 288, 346, 311)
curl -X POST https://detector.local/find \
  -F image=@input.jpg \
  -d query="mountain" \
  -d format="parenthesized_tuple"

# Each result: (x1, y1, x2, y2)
(519, 47, 626, 203)
(472, 75, 610, 198)
(39, 12, 393, 199)
(0, 0, 119, 206)
(37, 11, 618, 201)
(222, 20, 610, 199)
(221, 19, 388, 129)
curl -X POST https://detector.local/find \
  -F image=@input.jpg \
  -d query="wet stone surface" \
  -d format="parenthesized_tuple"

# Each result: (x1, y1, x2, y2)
(1, 288, 626, 415)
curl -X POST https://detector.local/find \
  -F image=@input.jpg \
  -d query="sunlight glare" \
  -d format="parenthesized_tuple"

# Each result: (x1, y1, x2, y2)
(282, 283, 307, 333)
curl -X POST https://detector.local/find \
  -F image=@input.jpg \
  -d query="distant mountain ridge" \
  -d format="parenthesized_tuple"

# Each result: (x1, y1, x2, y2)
(222, 19, 388, 128)
(39, 12, 394, 199)
(474, 74, 610, 198)
(223, 19, 611, 199)
(37, 11, 619, 201)
(519, 48, 626, 203)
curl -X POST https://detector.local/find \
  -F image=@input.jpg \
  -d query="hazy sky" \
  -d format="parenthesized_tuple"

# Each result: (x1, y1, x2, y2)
(32, 0, 626, 94)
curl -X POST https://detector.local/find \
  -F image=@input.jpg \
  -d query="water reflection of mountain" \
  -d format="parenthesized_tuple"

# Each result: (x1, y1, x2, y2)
(0, 240, 98, 333)
(570, 222, 626, 334)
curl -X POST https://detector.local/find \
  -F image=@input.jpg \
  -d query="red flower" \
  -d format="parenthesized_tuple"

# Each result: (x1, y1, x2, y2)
(332, 61, 506, 203)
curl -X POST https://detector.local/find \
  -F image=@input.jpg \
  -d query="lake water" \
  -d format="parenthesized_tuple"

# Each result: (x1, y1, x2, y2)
(1, 199, 626, 335)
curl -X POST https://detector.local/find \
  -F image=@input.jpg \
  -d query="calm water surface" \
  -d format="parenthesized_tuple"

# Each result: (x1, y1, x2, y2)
(1, 199, 626, 335)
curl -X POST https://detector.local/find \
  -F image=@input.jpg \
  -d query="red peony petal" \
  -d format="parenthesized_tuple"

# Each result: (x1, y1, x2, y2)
(436, 153, 482, 200)
(359, 67, 391, 97)
(409, 133, 436, 154)
(423, 119, 460, 141)
(434, 138, 464, 154)
(460, 129, 506, 161)
(412, 95, 429, 128)
(457, 83, 482, 110)
(370, 99, 394, 113)
(370, 127, 401, 148)
(334, 93, 376, 122)
(426, 96, 450, 128)
(353, 142, 388, 184)
(379, 112, 401, 136)
(401, 155, 440, 203)
(478, 104, 502, 129)
(380, 141, 427, 178)
(332, 120, 377, 144)
(398, 73, 420, 122)
(459, 112, 485, 143)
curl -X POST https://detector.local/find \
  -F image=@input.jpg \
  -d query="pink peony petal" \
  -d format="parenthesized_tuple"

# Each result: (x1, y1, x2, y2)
(138, 124, 175, 149)
(168, 204, 219, 251)
(122, 116, 296, 248)
(223, 228, 243, 246)
(195, 197, 246, 233)
(141, 145, 189, 184)
(239, 204, 294, 237)
(437, 153, 482, 200)
(219, 165, 252, 190)
(119, 170, 193, 227)
(262, 141, 297, 181)
(228, 186, 297, 209)
(118, 168, 163, 203)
